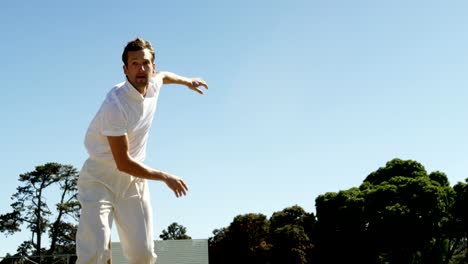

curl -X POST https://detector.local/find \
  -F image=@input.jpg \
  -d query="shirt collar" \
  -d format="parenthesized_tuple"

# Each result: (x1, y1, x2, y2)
(124, 80, 155, 100)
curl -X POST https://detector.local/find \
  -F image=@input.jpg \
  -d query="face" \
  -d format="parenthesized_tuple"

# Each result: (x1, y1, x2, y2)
(123, 49, 155, 91)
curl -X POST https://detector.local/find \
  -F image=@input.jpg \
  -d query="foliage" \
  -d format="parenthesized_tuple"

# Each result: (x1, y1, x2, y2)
(269, 205, 316, 264)
(362, 159, 454, 263)
(159, 222, 191, 240)
(0, 163, 80, 256)
(209, 158, 467, 264)
(209, 207, 317, 264)
(209, 213, 270, 264)
(315, 187, 371, 263)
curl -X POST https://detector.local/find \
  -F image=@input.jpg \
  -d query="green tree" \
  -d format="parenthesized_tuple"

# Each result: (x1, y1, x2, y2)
(207, 158, 460, 264)
(0, 163, 80, 257)
(314, 158, 455, 264)
(315, 187, 371, 263)
(208, 213, 270, 264)
(269, 205, 316, 264)
(270, 205, 315, 235)
(47, 165, 80, 255)
(159, 222, 191, 240)
(361, 158, 454, 263)
(208, 228, 229, 264)
(450, 179, 468, 263)
(270, 224, 310, 264)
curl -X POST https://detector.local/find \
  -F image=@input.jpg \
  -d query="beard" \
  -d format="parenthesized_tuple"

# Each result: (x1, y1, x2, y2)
(128, 75, 150, 90)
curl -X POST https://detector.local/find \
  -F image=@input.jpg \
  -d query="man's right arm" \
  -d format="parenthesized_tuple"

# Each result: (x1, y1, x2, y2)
(107, 135, 188, 197)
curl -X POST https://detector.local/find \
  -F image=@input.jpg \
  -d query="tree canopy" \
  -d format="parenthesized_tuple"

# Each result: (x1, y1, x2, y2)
(209, 158, 467, 264)
(0, 163, 80, 258)
(159, 222, 192, 240)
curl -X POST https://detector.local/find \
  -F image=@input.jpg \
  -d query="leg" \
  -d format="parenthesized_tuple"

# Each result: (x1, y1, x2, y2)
(114, 180, 157, 264)
(76, 181, 114, 264)
(108, 239, 112, 264)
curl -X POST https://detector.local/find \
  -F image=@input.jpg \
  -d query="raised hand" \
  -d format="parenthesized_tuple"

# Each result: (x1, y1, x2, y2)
(187, 78, 209, 94)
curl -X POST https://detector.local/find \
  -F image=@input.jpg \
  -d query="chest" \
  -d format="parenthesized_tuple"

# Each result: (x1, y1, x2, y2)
(123, 98, 157, 132)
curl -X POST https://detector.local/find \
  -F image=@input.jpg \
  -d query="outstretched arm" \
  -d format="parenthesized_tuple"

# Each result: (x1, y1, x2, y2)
(155, 71, 209, 94)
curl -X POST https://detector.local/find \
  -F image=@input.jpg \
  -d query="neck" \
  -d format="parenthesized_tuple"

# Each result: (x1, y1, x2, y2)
(128, 79, 147, 96)
(137, 86, 147, 97)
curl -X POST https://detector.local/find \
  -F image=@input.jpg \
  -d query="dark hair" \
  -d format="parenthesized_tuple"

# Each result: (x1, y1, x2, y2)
(122, 37, 156, 66)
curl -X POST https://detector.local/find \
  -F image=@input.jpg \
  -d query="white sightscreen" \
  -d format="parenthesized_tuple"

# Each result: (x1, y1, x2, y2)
(111, 239, 209, 264)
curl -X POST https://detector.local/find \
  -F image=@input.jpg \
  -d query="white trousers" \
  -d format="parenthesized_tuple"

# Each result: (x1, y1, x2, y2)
(76, 158, 157, 264)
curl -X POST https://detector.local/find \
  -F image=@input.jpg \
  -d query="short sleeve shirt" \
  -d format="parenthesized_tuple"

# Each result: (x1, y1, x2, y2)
(84, 78, 162, 162)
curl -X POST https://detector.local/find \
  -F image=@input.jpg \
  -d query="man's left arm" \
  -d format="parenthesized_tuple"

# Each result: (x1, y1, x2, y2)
(154, 71, 208, 94)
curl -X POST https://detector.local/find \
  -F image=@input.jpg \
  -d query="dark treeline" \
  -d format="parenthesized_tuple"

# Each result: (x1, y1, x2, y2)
(208, 158, 468, 264)
(1, 158, 468, 264)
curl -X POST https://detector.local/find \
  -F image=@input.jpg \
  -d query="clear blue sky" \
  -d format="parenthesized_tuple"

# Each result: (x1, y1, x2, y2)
(1, 0, 467, 257)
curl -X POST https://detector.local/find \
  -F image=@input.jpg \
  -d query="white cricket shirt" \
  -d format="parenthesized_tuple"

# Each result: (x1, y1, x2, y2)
(84, 78, 162, 163)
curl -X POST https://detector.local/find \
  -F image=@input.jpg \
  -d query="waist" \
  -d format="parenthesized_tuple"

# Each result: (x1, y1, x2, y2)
(88, 157, 118, 168)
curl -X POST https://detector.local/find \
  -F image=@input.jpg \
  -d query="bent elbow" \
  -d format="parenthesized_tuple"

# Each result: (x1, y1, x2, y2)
(114, 159, 132, 174)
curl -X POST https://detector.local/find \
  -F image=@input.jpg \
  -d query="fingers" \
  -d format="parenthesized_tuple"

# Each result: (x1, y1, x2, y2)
(191, 87, 204, 94)
(191, 78, 209, 91)
(165, 174, 189, 198)
(200, 81, 209, 90)
(174, 187, 186, 198)
(181, 179, 189, 191)
(197, 80, 209, 90)
(173, 179, 188, 198)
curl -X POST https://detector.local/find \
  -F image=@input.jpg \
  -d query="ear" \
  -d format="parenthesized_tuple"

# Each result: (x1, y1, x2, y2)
(123, 65, 128, 76)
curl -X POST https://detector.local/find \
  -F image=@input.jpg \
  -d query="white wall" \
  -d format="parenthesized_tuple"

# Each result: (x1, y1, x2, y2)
(111, 239, 209, 264)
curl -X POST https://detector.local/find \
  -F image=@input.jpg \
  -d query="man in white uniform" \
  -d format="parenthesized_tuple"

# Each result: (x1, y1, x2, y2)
(76, 37, 208, 264)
